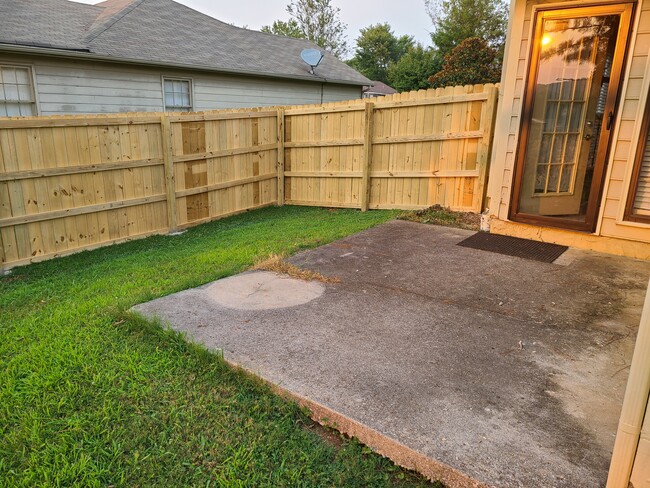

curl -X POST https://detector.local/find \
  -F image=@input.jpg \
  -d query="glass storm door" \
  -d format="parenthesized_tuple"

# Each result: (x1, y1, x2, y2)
(512, 4, 633, 231)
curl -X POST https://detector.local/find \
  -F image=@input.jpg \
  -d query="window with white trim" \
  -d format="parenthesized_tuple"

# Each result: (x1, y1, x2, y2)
(163, 78, 192, 111)
(0, 65, 36, 116)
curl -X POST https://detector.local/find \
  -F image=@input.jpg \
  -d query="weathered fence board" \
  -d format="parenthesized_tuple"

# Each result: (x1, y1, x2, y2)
(0, 85, 498, 269)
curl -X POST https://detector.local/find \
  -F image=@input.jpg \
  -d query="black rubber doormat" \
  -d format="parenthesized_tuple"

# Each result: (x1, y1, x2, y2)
(457, 232, 568, 263)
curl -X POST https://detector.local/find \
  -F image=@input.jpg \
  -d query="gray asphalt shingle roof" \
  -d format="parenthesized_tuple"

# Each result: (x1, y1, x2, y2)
(0, 0, 370, 86)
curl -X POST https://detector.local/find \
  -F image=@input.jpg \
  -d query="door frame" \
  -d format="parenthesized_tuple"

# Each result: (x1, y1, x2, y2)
(509, 2, 635, 232)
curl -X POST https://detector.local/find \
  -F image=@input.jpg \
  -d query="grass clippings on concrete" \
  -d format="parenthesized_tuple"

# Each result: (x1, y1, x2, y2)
(252, 253, 340, 283)
(399, 204, 481, 231)
(1, 206, 441, 487)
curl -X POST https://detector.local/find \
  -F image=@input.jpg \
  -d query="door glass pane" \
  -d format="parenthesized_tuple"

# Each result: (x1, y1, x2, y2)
(517, 12, 621, 220)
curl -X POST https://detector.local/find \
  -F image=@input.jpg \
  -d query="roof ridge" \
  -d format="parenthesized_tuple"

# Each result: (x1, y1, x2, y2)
(85, 0, 147, 43)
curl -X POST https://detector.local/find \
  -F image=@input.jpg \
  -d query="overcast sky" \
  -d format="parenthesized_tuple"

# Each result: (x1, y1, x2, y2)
(74, 0, 435, 54)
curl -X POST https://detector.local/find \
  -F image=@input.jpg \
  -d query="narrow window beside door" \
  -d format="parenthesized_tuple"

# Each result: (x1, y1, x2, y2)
(163, 78, 193, 112)
(625, 95, 650, 223)
(0, 65, 36, 117)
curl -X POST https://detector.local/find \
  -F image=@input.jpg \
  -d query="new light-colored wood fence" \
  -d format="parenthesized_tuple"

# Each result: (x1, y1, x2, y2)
(165, 110, 280, 230)
(0, 84, 498, 269)
(0, 109, 281, 268)
(283, 84, 498, 211)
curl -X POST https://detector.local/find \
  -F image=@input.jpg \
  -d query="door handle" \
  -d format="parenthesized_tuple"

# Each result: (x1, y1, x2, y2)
(606, 111, 614, 130)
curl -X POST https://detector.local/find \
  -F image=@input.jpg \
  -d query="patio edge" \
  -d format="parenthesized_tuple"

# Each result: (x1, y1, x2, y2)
(224, 358, 490, 488)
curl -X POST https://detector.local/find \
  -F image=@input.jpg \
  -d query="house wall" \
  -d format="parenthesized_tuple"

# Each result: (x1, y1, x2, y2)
(487, 0, 650, 258)
(0, 53, 362, 115)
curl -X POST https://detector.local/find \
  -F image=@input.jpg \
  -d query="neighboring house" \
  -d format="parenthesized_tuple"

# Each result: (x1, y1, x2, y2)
(362, 81, 397, 98)
(0, 0, 370, 116)
(485, 4, 650, 486)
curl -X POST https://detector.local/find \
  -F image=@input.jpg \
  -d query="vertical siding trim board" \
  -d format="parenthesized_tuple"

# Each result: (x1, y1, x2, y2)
(485, 0, 528, 219)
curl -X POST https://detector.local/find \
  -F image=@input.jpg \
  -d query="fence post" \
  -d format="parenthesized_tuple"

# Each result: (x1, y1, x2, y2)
(277, 108, 285, 206)
(360, 100, 374, 211)
(475, 84, 499, 213)
(160, 114, 178, 232)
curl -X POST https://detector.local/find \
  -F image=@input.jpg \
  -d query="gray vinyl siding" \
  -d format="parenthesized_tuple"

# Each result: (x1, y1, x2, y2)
(322, 84, 362, 103)
(0, 53, 362, 115)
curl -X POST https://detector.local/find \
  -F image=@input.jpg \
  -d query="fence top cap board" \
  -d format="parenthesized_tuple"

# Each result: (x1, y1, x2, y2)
(0, 0, 369, 86)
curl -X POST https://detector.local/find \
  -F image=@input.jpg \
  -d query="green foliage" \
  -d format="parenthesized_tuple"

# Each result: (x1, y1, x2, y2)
(262, 0, 348, 58)
(428, 37, 501, 88)
(426, 0, 508, 58)
(347, 23, 414, 84)
(0, 206, 442, 486)
(261, 19, 303, 39)
(387, 44, 441, 92)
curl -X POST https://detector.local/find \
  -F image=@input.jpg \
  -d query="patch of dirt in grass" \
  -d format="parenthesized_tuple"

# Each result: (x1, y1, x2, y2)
(399, 204, 481, 231)
(298, 415, 443, 487)
(300, 415, 346, 449)
(252, 254, 339, 283)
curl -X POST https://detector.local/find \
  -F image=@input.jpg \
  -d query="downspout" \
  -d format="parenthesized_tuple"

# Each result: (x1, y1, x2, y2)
(321, 82, 324, 104)
(606, 278, 650, 487)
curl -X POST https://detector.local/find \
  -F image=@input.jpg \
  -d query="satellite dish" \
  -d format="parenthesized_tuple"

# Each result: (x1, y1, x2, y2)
(300, 48, 324, 74)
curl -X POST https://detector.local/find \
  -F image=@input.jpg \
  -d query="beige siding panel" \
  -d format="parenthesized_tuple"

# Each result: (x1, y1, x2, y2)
(603, 198, 619, 219)
(627, 77, 645, 99)
(614, 141, 633, 162)
(601, 216, 650, 243)
(622, 99, 641, 120)
(610, 159, 629, 181)
(635, 32, 650, 56)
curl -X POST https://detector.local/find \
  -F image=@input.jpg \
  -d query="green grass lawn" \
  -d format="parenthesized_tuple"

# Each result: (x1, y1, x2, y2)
(0, 206, 439, 487)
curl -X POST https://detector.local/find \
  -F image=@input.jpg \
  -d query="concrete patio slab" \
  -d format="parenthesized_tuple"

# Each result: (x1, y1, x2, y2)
(133, 221, 650, 488)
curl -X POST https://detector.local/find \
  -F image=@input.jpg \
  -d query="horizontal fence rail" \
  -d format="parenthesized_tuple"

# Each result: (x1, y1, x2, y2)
(0, 84, 498, 269)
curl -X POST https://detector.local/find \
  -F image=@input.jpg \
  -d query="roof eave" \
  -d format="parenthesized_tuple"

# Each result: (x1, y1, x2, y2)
(0, 43, 370, 87)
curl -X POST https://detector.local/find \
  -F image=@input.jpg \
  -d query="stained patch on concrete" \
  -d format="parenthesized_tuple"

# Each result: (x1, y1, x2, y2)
(205, 271, 324, 310)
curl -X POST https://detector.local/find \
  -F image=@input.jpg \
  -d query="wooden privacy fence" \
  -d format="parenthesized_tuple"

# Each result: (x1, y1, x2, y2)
(283, 84, 498, 211)
(0, 84, 498, 269)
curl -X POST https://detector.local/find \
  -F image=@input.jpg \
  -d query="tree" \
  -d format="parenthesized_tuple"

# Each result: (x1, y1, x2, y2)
(425, 0, 508, 59)
(387, 45, 440, 92)
(347, 24, 414, 84)
(428, 37, 501, 88)
(261, 19, 303, 39)
(261, 0, 348, 58)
